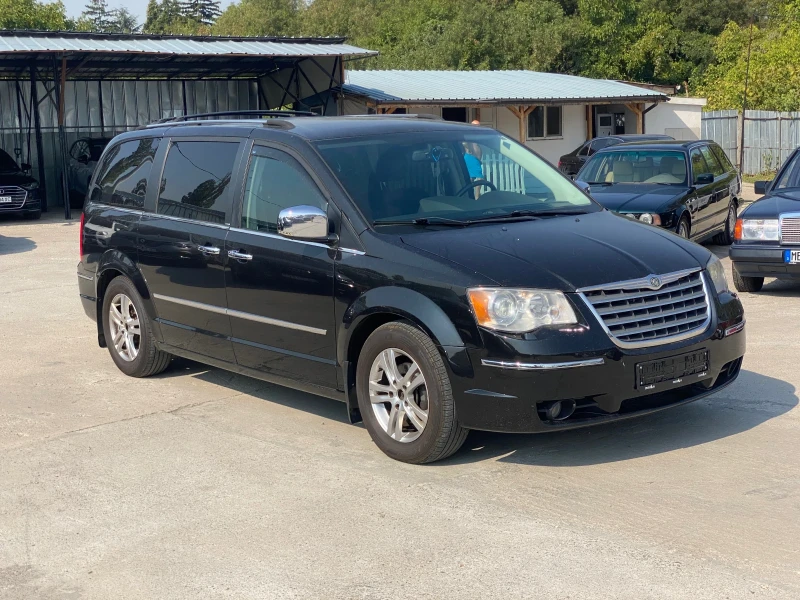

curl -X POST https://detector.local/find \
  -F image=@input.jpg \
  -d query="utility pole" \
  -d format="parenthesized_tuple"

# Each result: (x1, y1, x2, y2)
(739, 16, 754, 172)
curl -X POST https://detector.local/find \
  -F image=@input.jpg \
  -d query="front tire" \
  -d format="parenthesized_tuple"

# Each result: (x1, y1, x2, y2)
(102, 276, 171, 377)
(23, 209, 41, 220)
(732, 263, 764, 293)
(714, 202, 737, 245)
(356, 322, 468, 464)
(676, 215, 690, 239)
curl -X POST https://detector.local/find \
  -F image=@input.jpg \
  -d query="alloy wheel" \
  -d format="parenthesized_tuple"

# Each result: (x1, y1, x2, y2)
(368, 348, 429, 443)
(678, 221, 689, 238)
(109, 293, 141, 362)
(728, 205, 737, 233)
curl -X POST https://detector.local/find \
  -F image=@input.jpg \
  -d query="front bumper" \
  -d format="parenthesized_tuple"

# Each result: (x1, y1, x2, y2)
(0, 198, 40, 215)
(730, 244, 800, 279)
(450, 292, 746, 433)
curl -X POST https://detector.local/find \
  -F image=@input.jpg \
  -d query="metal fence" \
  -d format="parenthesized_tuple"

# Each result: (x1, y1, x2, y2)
(701, 110, 800, 175)
(0, 79, 259, 210)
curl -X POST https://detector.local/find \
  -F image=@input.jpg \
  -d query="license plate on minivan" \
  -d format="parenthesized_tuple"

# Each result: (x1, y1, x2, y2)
(0, 196, 12, 203)
(637, 350, 709, 389)
(784, 250, 800, 264)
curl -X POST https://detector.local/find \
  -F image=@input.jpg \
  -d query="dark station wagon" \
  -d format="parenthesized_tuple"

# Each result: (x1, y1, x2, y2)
(77, 112, 746, 463)
(576, 140, 741, 244)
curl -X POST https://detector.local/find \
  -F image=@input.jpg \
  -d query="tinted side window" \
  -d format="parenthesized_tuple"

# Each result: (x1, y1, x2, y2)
(157, 141, 239, 225)
(94, 138, 159, 208)
(709, 145, 726, 169)
(700, 145, 725, 177)
(241, 147, 327, 233)
(690, 148, 709, 183)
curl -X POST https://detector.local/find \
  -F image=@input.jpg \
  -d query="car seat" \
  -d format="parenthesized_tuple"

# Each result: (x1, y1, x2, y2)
(368, 148, 428, 220)
(605, 161, 634, 183)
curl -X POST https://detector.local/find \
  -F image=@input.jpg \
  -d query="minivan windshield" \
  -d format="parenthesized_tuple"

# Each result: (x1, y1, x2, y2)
(315, 130, 597, 225)
(578, 150, 688, 186)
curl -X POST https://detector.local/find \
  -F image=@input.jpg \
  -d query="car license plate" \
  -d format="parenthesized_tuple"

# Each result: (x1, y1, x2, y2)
(0, 196, 12, 203)
(784, 250, 800, 264)
(637, 350, 709, 390)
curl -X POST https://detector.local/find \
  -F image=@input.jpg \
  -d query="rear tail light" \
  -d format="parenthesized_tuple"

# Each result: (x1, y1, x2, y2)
(79, 212, 85, 258)
(734, 218, 743, 241)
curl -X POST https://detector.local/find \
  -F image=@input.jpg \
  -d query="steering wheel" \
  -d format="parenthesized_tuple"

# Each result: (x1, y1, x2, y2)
(456, 179, 497, 197)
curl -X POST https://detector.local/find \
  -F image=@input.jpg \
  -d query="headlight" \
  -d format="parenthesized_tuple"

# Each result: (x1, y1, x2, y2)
(706, 255, 728, 294)
(638, 213, 662, 226)
(468, 288, 578, 333)
(22, 181, 39, 191)
(736, 218, 779, 241)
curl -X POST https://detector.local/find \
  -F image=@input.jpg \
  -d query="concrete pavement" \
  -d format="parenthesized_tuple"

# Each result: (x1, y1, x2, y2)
(1, 213, 798, 599)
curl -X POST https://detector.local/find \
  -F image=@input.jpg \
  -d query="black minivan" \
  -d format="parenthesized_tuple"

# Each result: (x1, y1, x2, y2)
(77, 112, 746, 463)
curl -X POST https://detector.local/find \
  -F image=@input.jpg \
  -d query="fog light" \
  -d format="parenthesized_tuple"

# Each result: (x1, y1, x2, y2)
(545, 399, 577, 421)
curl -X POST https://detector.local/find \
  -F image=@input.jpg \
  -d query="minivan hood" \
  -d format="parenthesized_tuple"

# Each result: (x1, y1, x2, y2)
(585, 184, 688, 212)
(399, 210, 709, 290)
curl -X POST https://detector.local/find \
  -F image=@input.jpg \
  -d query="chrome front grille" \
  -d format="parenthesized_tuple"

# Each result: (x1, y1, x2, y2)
(0, 186, 27, 210)
(780, 216, 800, 245)
(579, 269, 711, 348)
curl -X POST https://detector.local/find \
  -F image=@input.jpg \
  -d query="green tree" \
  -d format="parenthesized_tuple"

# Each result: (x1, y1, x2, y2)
(109, 7, 140, 32)
(699, 1, 800, 110)
(0, 0, 69, 30)
(81, 0, 114, 31)
(179, 0, 222, 26)
(214, 0, 300, 36)
(144, 0, 194, 33)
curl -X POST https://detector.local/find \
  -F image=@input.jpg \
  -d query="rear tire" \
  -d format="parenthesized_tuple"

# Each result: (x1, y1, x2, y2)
(714, 202, 737, 245)
(102, 276, 171, 377)
(676, 215, 690, 239)
(732, 263, 764, 293)
(356, 322, 468, 464)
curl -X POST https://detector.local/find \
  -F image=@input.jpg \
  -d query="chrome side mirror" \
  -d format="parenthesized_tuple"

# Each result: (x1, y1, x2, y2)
(277, 205, 329, 241)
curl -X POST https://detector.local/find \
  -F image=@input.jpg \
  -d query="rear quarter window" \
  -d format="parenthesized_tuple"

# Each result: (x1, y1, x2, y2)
(93, 138, 159, 209)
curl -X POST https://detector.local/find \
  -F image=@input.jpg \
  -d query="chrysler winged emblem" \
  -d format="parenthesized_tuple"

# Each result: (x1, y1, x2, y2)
(648, 276, 662, 290)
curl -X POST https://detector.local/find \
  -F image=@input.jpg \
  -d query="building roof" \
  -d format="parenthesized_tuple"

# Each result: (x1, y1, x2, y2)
(343, 70, 667, 106)
(0, 30, 375, 58)
(0, 30, 376, 80)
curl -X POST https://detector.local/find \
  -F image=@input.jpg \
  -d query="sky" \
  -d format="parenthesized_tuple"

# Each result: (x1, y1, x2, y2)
(61, 0, 236, 27)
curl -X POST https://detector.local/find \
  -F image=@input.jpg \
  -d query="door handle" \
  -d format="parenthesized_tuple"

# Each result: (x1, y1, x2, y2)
(228, 249, 253, 261)
(198, 244, 221, 256)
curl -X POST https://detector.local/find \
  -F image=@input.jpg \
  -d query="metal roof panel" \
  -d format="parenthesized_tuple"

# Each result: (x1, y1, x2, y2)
(343, 70, 666, 103)
(0, 32, 376, 58)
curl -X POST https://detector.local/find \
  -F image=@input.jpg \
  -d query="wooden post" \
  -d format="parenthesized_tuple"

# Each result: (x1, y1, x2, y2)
(625, 103, 644, 133)
(508, 105, 535, 143)
(586, 104, 593, 140)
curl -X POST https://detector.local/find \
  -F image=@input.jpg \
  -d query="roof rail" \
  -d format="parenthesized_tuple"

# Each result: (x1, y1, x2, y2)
(151, 110, 316, 125)
(343, 113, 444, 121)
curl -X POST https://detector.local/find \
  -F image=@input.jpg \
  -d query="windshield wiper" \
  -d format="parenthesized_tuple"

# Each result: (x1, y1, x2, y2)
(373, 216, 467, 227)
(582, 181, 612, 186)
(464, 211, 542, 224)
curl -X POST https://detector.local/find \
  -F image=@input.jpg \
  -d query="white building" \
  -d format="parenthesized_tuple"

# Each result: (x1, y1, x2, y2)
(646, 97, 707, 141)
(340, 70, 671, 165)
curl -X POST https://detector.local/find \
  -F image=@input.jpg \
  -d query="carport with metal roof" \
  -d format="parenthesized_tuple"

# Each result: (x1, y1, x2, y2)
(0, 31, 376, 218)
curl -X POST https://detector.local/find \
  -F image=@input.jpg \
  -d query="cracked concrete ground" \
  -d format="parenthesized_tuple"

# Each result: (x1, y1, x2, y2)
(1, 213, 799, 599)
